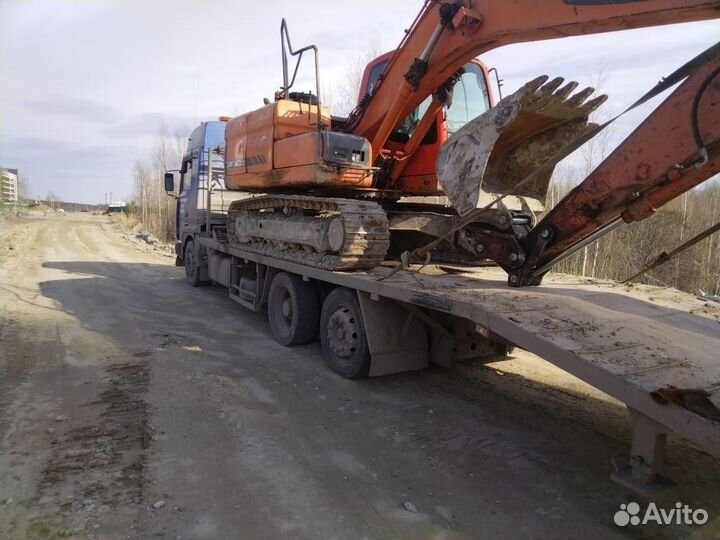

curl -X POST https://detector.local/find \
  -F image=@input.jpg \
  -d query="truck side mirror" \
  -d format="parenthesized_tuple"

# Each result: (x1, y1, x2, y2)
(164, 172, 175, 193)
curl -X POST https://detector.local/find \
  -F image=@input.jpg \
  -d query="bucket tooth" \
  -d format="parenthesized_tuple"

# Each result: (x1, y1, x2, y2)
(437, 76, 608, 216)
(524, 75, 550, 93)
(582, 95, 609, 115)
(539, 77, 565, 96)
(566, 87, 596, 107)
(555, 81, 579, 99)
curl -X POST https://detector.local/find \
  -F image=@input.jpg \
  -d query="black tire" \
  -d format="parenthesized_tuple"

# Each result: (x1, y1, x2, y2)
(319, 288, 370, 379)
(267, 272, 320, 346)
(184, 239, 201, 287)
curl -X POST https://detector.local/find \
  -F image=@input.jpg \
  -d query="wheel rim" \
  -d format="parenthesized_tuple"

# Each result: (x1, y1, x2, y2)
(278, 289, 293, 330)
(185, 245, 196, 279)
(326, 305, 359, 359)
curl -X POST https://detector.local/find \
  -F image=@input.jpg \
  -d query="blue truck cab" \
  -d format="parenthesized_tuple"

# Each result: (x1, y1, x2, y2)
(165, 120, 248, 281)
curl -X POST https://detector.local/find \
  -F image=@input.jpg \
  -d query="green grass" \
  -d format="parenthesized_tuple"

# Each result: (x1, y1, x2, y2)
(1, 202, 37, 211)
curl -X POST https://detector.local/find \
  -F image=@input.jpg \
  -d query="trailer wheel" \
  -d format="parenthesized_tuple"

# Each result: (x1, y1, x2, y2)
(184, 239, 201, 287)
(320, 288, 370, 379)
(267, 272, 320, 346)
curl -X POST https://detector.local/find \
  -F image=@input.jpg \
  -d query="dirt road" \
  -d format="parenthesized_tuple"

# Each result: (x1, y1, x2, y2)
(1, 213, 719, 540)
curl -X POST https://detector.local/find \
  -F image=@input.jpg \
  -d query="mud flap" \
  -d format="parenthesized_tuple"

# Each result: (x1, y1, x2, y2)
(174, 242, 183, 266)
(437, 75, 607, 216)
(356, 292, 429, 377)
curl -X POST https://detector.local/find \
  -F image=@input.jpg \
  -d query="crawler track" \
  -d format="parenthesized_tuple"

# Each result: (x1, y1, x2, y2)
(226, 195, 390, 271)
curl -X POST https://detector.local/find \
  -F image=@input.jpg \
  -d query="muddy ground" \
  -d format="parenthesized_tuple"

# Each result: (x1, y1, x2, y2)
(1, 212, 719, 540)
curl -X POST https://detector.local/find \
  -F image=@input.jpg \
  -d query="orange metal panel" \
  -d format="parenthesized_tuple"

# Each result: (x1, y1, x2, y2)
(396, 174, 442, 194)
(225, 114, 248, 174)
(274, 99, 330, 140)
(225, 163, 372, 190)
(245, 104, 274, 173)
(273, 132, 320, 169)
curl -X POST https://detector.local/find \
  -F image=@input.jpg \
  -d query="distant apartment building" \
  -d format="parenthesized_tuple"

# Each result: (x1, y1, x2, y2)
(1, 168, 19, 202)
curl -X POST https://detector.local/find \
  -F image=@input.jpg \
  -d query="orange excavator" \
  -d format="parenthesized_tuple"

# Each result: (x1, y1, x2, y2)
(221, 0, 720, 286)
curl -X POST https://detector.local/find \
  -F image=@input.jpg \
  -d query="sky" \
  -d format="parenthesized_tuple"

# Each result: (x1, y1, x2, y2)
(1, 0, 719, 204)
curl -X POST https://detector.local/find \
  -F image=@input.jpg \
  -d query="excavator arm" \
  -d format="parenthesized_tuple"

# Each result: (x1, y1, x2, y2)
(347, 0, 720, 162)
(509, 48, 720, 286)
(341, 0, 720, 286)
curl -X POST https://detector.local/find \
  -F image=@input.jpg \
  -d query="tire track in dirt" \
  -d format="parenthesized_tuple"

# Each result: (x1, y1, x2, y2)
(27, 361, 151, 537)
(0, 216, 157, 539)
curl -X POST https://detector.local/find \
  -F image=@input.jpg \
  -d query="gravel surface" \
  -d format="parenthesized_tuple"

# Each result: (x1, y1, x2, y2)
(1, 212, 719, 539)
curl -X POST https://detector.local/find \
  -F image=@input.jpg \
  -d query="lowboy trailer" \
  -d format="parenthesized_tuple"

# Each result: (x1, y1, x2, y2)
(167, 120, 720, 496)
(196, 228, 720, 497)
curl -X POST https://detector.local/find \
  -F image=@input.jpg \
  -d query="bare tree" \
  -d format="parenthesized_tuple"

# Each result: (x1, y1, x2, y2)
(548, 66, 615, 278)
(579, 68, 613, 278)
(16, 173, 30, 200)
(331, 38, 382, 117)
(46, 191, 59, 210)
(133, 161, 152, 227)
(129, 121, 187, 242)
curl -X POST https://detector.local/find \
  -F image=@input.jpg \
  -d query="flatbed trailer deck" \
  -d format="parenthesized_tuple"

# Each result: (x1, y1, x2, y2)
(197, 235, 720, 495)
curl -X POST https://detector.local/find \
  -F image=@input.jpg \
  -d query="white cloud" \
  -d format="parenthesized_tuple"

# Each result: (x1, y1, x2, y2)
(1, 0, 718, 203)
(23, 96, 120, 123)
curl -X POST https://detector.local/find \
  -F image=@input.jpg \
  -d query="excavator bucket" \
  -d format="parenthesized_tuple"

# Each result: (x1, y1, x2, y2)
(436, 76, 607, 216)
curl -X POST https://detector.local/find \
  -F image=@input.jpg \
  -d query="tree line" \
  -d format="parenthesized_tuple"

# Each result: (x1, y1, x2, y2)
(548, 177, 720, 295)
(128, 124, 187, 243)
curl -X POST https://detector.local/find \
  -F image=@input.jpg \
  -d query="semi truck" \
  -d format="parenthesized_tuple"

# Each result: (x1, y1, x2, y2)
(163, 117, 720, 496)
(162, 0, 720, 495)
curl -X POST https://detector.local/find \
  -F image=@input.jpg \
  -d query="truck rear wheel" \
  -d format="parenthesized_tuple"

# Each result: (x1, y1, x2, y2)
(267, 272, 320, 346)
(184, 239, 202, 287)
(320, 287, 370, 379)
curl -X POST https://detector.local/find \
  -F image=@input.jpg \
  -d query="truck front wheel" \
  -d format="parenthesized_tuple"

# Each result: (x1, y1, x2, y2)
(320, 288, 370, 379)
(267, 272, 320, 346)
(184, 239, 201, 287)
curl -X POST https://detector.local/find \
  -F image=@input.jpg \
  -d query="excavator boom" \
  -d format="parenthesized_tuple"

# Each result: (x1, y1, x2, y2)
(348, 0, 720, 162)
(341, 0, 720, 285)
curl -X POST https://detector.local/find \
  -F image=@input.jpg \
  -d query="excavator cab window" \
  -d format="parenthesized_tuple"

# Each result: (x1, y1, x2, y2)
(446, 63, 491, 135)
(392, 97, 434, 144)
(366, 62, 387, 96)
(366, 59, 431, 143)
(366, 59, 491, 143)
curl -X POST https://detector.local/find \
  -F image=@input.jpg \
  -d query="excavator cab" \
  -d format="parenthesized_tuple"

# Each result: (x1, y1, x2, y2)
(359, 53, 494, 196)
